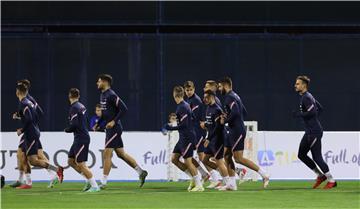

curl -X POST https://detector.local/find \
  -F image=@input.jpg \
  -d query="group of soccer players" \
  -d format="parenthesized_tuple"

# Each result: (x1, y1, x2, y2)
(10, 73, 337, 193)
(10, 74, 148, 192)
(163, 75, 337, 191)
(163, 77, 270, 192)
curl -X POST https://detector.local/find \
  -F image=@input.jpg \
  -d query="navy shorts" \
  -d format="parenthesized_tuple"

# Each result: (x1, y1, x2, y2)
(24, 138, 40, 156)
(18, 135, 27, 152)
(68, 142, 89, 163)
(204, 136, 224, 160)
(224, 128, 246, 152)
(105, 125, 124, 149)
(173, 138, 195, 159)
(194, 128, 206, 153)
(37, 139, 43, 150)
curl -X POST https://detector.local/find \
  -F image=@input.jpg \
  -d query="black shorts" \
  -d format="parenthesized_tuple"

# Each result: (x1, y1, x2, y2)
(25, 138, 40, 156)
(105, 125, 124, 149)
(224, 128, 246, 152)
(173, 138, 195, 159)
(37, 139, 43, 150)
(20, 134, 43, 151)
(18, 135, 26, 152)
(204, 136, 224, 160)
(68, 142, 89, 163)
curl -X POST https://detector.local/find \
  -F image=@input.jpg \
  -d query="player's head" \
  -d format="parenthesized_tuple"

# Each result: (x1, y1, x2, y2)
(204, 80, 218, 93)
(16, 83, 28, 99)
(183, 81, 195, 98)
(295, 75, 310, 94)
(173, 85, 184, 103)
(68, 88, 80, 103)
(203, 90, 216, 105)
(95, 104, 102, 117)
(17, 79, 31, 90)
(97, 74, 112, 90)
(218, 76, 232, 95)
(168, 112, 177, 123)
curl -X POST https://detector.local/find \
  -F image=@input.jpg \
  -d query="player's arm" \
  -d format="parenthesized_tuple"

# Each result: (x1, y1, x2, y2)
(35, 102, 45, 119)
(242, 102, 248, 117)
(165, 108, 188, 131)
(64, 109, 79, 133)
(224, 99, 240, 124)
(315, 100, 323, 115)
(19, 105, 33, 135)
(296, 96, 317, 118)
(113, 96, 128, 122)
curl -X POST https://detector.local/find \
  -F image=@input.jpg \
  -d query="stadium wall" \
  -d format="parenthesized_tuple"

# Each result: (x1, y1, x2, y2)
(1, 131, 359, 181)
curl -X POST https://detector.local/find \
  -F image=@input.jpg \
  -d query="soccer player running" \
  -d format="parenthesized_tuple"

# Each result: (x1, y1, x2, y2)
(94, 74, 148, 189)
(163, 86, 204, 192)
(218, 77, 269, 190)
(293, 76, 337, 189)
(203, 80, 247, 185)
(64, 88, 100, 192)
(183, 81, 218, 186)
(203, 90, 231, 190)
(15, 83, 63, 188)
(11, 79, 59, 189)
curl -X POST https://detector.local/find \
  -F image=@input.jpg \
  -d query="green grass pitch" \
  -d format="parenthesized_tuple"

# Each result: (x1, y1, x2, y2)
(1, 181, 359, 209)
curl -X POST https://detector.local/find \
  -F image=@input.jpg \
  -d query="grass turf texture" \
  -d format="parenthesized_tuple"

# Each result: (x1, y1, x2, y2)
(1, 181, 359, 209)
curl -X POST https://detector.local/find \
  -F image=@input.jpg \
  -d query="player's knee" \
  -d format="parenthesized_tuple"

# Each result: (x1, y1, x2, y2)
(116, 151, 126, 159)
(67, 158, 76, 167)
(171, 155, 179, 164)
(234, 155, 245, 164)
(28, 157, 38, 166)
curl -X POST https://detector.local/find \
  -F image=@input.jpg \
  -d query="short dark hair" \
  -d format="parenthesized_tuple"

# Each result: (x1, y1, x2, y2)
(95, 104, 102, 109)
(16, 83, 28, 95)
(218, 76, 232, 87)
(183, 81, 195, 89)
(206, 80, 218, 89)
(204, 90, 216, 97)
(173, 85, 184, 98)
(297, 75, 310, 87)
(17, 79, 31, 89)
(69, 88, 80, 99)
(98, 74, 113, 85)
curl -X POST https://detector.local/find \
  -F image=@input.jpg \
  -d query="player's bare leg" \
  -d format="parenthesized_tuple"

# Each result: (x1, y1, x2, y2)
(203, 154, 221, 188)
(115, 148, 148, 187)
(172, 153, 196, 190)
(191, 155, 210, 182)
(68, 158, 90, 191)
(100, 148, 113, 188)
(219, 148, 237, 191)
(171, 153, 187, 171)
(215, 158, 230, 189)
(11, 149, 27, 188)
(78, 162, 99, 192)
(184, 157, 204, 192)
(27, 155, 63, 188)
(233, 150, 269, 188)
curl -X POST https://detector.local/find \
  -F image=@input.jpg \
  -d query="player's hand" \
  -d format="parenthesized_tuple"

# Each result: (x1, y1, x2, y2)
(16, 129, 23, 136)
(200, 121, 206, 129)
(220, 115, 225, 124)
(106, 120, 115, 129)
(204, 139, 210, 148)
(12, 112, 20, 120)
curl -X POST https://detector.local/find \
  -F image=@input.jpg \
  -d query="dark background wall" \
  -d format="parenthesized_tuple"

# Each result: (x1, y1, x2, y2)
(2, 2, 360, 131)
